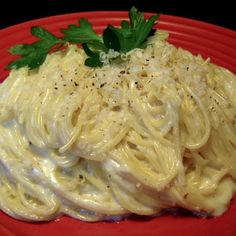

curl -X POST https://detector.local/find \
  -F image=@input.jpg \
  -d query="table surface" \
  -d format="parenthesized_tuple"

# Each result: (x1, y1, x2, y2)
(0, 0, 235, 30)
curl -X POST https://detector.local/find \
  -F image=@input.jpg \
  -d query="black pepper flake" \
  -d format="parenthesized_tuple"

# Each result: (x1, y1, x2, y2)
(135, 81, 138, 85)
(79, 174, 84, 180)
(92, 82, 95, 86)
(54, 87, 58, 90)
(29, 141, 32, 145)
(100, 82, 106, 88)
(120, 70, 126, 74)
(186, 67, 189, 71)
(63, 84, 66, 87)
(184, 193, 189, 199)
(107, 185, 110, 188)
(74, 82, 78, 86)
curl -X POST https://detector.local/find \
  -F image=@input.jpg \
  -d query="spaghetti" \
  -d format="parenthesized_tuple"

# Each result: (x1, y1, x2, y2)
(0, 32, 236, 221)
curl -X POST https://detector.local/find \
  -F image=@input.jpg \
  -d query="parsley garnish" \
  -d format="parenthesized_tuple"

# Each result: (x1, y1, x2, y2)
(6, 6, 159, 70)
(61, 18, 102, 43)
(6, 27, 63, 70)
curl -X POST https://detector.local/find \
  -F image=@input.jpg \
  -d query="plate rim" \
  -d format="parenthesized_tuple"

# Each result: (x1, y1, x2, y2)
(0, 11, 235, 36)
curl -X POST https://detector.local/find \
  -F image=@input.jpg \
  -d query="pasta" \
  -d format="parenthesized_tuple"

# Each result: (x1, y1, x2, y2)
(0, 31, 236, 222)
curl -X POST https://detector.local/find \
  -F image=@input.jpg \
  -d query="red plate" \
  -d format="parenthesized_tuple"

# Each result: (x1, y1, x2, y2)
(0, 11, 236, 236)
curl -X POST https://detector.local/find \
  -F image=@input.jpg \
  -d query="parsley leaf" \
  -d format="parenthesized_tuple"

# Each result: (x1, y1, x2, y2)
(6, 26, 63, 70)
(6, 52, 47, 70)
(31, 26, 59, 42)
(103, 6, 159, 53)
(103, 27, 121, 51)
(61, 19, 102, 43)
(82, 43, 103, 67)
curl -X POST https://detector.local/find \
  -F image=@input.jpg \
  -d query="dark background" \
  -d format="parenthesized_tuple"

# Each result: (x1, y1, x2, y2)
(0, 0, 235, 30)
